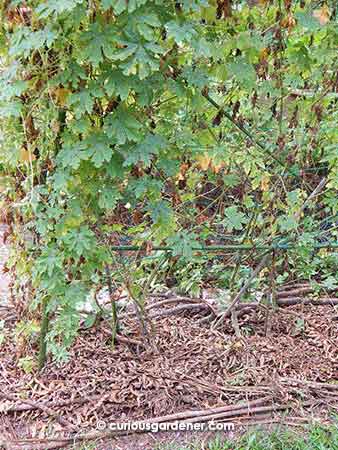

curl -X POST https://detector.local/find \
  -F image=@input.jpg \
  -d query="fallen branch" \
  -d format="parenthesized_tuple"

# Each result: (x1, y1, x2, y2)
(171, 402, 290, 425)
(277, 287, 313, 298)
(277, 282, 310, 290)
(2, 397, 271, 449)
(196, 296, 338, 325)
(147, 295, 338, 323)
(0, 391, 75, 430)
(146, 297, 203, 311)
(280, 378, 338, 392)
(277, 297, 338, 306)
(1, 393, 106, 414)
(149, 303, 209, 319)
(3, 397, 324, 450)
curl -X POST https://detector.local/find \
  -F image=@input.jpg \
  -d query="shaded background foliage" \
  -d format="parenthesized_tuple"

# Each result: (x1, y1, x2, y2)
(0, 0, 337, 362)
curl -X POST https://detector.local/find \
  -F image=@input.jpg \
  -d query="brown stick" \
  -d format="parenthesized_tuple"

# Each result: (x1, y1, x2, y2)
(226, 297, 338, 315)
(277, 297, 338, 306)
(149, 303, 209, 319)
(280, 378, 338, 392)
(122, 297, 204, 319)
(1, 393, 105, 414)
(147, 297, 203, 310)
(4, 397, 271, 445)
(167, 296, 338, 325)
(277, 287, 313, 298)
(8, 414, 330, 450)
(4, 398, 323, 450)
(172, 402, 288, 425)
(0, 391, 75, 430)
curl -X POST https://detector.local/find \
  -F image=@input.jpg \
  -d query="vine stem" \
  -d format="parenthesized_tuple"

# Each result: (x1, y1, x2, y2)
(201, 91, 288, 170)
(124, 281, 155, 350)
(104, 265, 119, 349)
(38, 296, 49, 370)
(294, 177, 327, 221)
(213, 253, 270, 330)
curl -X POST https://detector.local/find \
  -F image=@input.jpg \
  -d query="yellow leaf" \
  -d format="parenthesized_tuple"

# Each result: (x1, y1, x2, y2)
(260, 175, 270, 192)
(20, 148, 36, 163)
(259, 47, 269, 62)
(196, 153, 212, 171)
(212, 161, 224, 174)
(313, 6, 330, 25)
(54, 88, 70, 106)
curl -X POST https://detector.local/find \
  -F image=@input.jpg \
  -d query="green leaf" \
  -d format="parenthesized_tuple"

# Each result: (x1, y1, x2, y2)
(83, 313, 97, 329)
(36, 0, 84, 18)
(111, 44, 138, 62)
(104, 71, 134, 100)
(165, 21, 197, 44)
(57, 141, 89, 169)
(131, 12, 161, 41)
(227, 58, 256, 88)
(183, 67, 209, 88)
(223, 206, 248, 232)
(322, 276, 337, 290)
(150, 201, 172, 227)
(111, 41, 162, 79)
(223, 174, 240, 188)
(102, 0, 126, 13)
(79, 23, 117, 66)
(35, 248, 64, 278)
(129, 177, 163, 199)
(104, 106, 142, 144)
(105, 153, 125, 178)
(167, 231, 200, 258)
(52, 171, 69, 191)
(296, 11, 321, 31)
(278, 215, 298, 232)
(102, 0, 148, 14)
(85, 134, 113, 168)
(0, 80, 28, 102)
(68, 90, 94, 118)
(62, 226, 95, 258)
(0, 100, 22, 117)
(128, 0, 148, 12)
(9, 27, 56, 57)
(98, 186, 121, 210)
(123, 133, 167, 167)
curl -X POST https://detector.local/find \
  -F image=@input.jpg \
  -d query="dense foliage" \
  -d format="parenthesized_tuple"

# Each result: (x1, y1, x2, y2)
(0, 0, 337, 365)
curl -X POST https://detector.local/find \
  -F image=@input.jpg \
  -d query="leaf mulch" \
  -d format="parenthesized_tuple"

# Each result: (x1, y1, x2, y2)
(0, 300, 337, 449)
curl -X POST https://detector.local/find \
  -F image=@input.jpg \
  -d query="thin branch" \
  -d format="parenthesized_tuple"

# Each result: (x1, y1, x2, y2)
(201, 91, 288, 170)
(213, 254, 270, 329)
(0, 391, 75, 431)
(294, 177, 327, 220)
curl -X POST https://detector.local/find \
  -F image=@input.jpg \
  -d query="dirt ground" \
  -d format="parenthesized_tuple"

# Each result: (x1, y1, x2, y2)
(1, 301, 337, 449)
(0, 227, 337, 449)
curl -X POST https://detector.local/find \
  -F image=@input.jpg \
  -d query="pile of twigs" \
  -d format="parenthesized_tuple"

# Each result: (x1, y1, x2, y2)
(2, 393, 336, 450)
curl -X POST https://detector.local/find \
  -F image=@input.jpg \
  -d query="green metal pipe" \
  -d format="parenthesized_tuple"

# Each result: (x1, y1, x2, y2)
(110, 242, 338, 252)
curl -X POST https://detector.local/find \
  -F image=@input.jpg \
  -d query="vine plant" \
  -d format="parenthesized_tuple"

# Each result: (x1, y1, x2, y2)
(0, 0, 337, 366)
